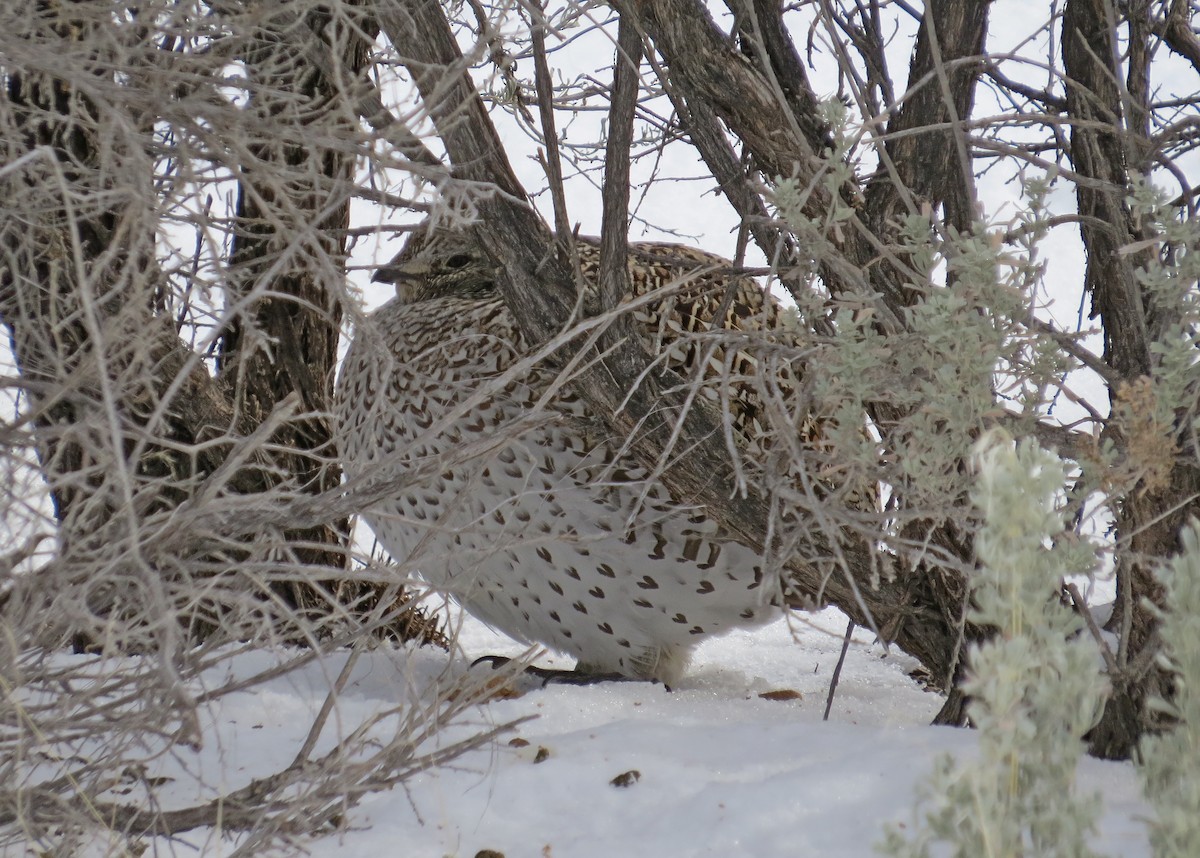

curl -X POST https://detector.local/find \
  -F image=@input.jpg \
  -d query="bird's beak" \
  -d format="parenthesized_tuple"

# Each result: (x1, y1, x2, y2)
(372, 258, 432, 284)
(373, 257, 435, 303)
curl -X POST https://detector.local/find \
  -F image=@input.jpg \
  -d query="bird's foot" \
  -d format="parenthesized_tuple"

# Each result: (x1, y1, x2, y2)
(470, 655, 643, 688)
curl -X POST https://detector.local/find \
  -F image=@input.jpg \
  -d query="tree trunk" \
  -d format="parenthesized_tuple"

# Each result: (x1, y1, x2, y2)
(1061, 0, 1200, 758)
(217, 6, 364, 631)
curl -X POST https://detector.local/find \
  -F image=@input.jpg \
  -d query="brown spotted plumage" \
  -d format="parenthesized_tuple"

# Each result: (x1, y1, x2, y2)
(335, 223, 807, 685)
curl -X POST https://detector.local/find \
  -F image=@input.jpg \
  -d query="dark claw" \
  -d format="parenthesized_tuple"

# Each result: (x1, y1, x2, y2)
(470, 654, 516, 671)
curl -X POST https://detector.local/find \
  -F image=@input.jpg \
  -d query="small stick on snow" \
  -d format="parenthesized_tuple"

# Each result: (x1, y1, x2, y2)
(824, 618, 855, 721)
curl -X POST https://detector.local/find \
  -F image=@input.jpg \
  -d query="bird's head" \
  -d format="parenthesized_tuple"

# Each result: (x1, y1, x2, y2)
(372, 226, 499, 304)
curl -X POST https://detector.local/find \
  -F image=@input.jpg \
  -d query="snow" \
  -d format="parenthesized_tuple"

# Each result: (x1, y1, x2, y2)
(73, 607, 1149, 857)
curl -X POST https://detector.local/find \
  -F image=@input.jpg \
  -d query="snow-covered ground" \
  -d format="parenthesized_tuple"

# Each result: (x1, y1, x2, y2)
(94, 606, 1149, 857)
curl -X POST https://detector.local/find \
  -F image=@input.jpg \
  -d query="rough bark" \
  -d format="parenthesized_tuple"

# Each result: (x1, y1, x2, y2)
(1062, 0, 1200, 759)
(863, 0, 989, 239)
(217, 6, 364, 627)
(623, 0, 888, 307)
(860, 0, 992, 723)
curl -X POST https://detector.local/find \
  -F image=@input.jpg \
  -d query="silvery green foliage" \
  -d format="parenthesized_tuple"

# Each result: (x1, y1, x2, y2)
(1084, 179, 1200, 494)
(772, 157, 1075, 522)
(1138, 523, 1200, 858)
(1127, 179, 1200, 444)
(880, 437, 1107, 858)
(1128, 179, 1200, 402)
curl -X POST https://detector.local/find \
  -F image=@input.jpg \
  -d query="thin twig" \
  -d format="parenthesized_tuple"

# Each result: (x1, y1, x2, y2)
(596, 11, 643, 312)
(530, 3, 573, 244)
(1065, 581, 1121, 675)
(292, 646, 363, 768)
(824, 617, 856, 721)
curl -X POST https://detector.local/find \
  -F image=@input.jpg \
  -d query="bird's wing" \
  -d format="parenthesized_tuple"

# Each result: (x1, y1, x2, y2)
(564, 239, 803, 459)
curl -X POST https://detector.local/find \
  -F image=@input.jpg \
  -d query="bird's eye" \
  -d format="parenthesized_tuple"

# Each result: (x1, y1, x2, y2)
(444, 253, 472, 269)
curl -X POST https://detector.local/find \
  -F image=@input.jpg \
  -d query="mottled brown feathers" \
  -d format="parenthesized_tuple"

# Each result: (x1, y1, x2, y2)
(334, 224, 812, 684)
